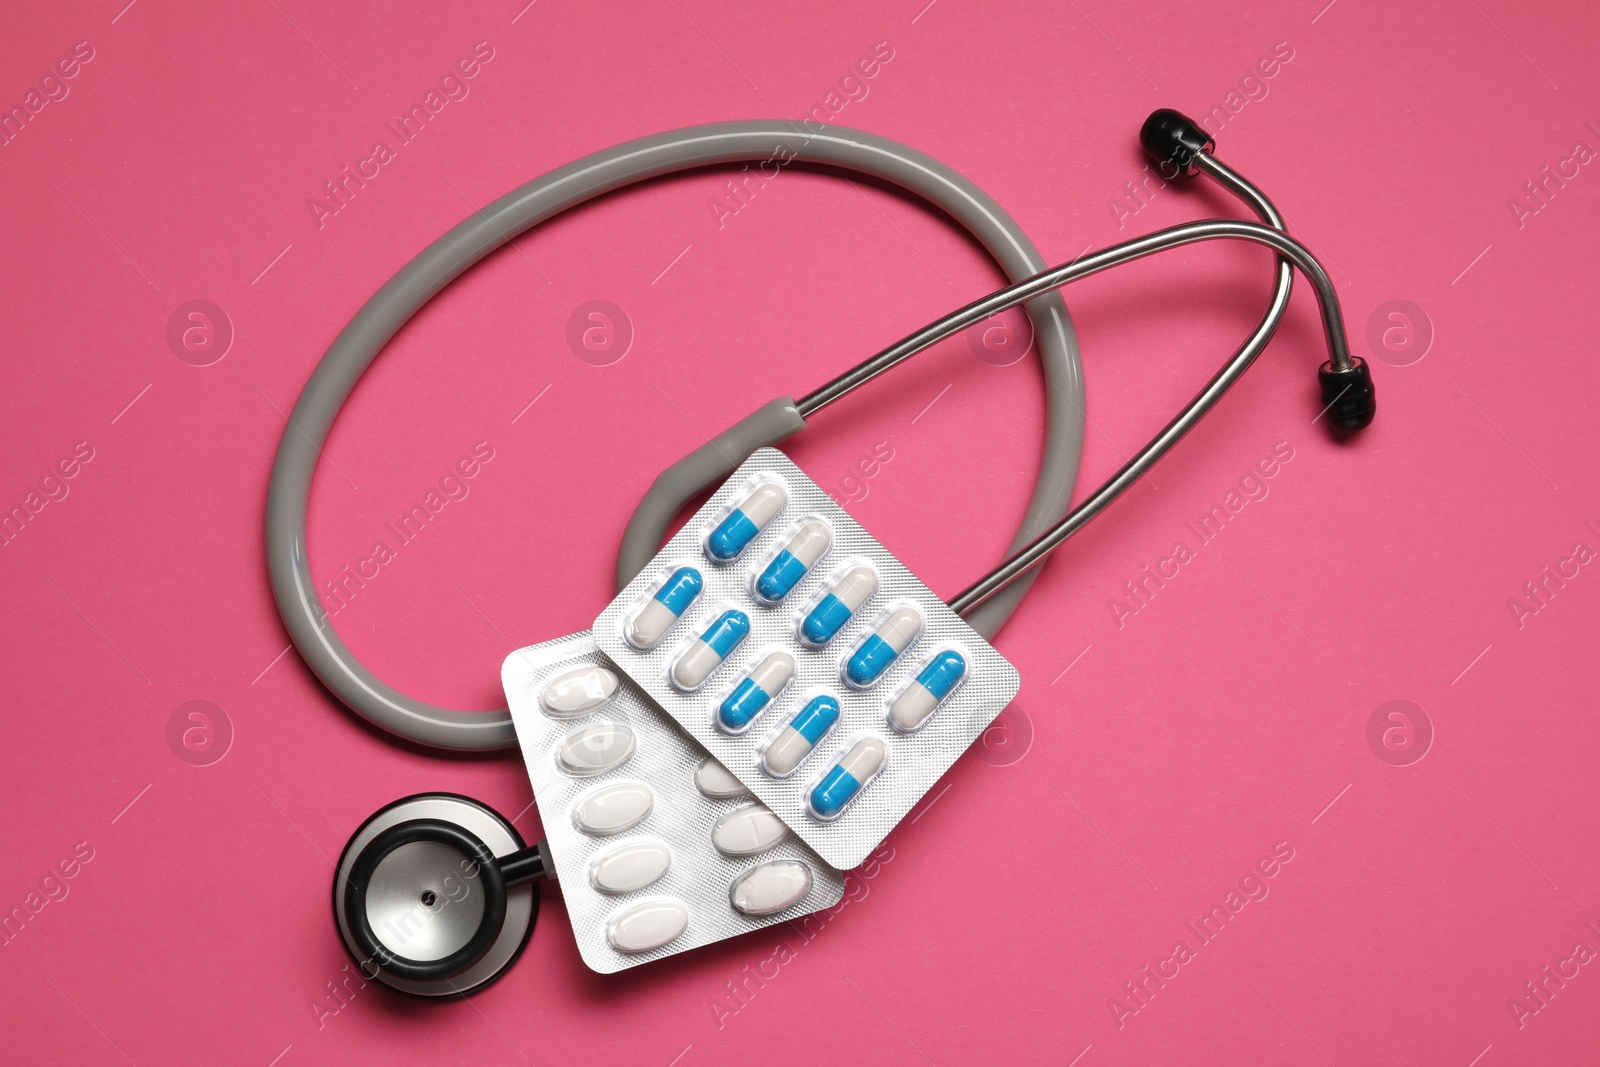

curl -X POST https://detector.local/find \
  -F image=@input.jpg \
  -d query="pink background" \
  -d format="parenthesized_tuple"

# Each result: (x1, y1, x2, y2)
(3, 0, 1598, 1063)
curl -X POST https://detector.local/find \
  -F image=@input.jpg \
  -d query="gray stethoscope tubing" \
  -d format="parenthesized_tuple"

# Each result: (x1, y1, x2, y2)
(322, 110, 1374, 996)
(269, 113, 1369, 757)
(267, 121, 1089, 753)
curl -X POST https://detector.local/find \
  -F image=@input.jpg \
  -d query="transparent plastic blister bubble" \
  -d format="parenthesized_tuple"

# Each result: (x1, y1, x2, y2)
(501, 631, 845, 974)
(593, 448, 1021, 870)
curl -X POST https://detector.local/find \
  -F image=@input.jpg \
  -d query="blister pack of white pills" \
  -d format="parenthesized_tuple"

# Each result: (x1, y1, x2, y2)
(502, 630, 845, 974)
(592, 448, 1020, 870)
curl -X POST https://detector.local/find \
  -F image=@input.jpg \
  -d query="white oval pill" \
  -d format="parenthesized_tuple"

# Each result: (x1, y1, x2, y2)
(729, 860, 813, 916)
(606, 897, 689, 953)
(588, 840, 672, 894)
(556, 722, 636, 776)
(694, 758, 750, 799)
(711, 803, 789, 856)
(572, 781, 654, 835)
(539, 664, 618, 717)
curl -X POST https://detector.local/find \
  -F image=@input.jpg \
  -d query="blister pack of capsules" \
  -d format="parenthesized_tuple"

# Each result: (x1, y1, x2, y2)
(593, 448, 1020, 870)
(502, 631, 845, 974)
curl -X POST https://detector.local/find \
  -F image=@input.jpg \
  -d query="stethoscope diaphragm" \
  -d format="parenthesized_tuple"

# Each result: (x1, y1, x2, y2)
(332, 793, 548, 996)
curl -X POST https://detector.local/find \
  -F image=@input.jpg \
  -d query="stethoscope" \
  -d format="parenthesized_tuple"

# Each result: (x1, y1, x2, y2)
(267, 109, 1375, 995)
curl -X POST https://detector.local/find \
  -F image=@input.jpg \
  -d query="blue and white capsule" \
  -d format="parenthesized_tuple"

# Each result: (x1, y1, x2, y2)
(762, 694, 842, 777)
(752, 520, 831, 604)
(671, 609, 751, 691)
(706, 481, 786, 563)
(843, 606, 923, 688)
(807, 736, 887, 819)
(799, 564, 878, 648)
(626, 566, 703, 649)
(889, 650, 968, 731)
(717, 651, 795, 733)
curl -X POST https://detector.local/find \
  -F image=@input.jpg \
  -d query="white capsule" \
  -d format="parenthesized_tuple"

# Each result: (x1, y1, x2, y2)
(742, 482, 786, 524)
(717, 650, 795, 733)
(800, 565, 878, 647)
(606, 897, 689, 953)
(752, 521, 832, 603)
(694, 758, 750, 799)
(556, 722, 636, 776)
(729, 860, 813, 916)
(763, 729, 810, 777)
(844, 606, 923, 687)
(588, 840, 673, 894)
(836, 736, 887, 780)
(626, 566, 703, 649)
(671, 644, 719, 691)
(628, 600, 678, 648)
(786, 521, 831, 564)
(889, 686, 939, 733)
(710, 803, 789, 856)
(670, 610, 750, 691)
(808, 736, 888, 819)
(706, 482, 787, 561)
(572, 780, 654, 836)
(539, 664, 618, 717)
(834, 566, 878, 608)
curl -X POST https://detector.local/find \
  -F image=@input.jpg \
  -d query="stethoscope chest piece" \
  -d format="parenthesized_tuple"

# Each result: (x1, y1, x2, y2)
(333, 793, 546, 996)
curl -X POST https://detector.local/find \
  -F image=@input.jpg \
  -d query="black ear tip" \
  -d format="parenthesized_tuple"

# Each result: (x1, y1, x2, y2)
(1139, 109, 1214, 178)
(1318, 358, 1376, 433)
